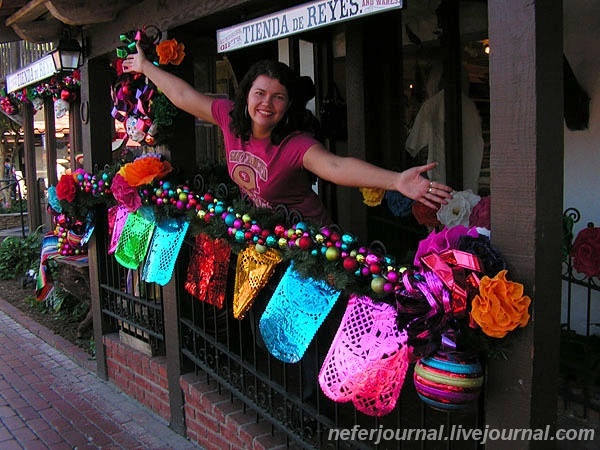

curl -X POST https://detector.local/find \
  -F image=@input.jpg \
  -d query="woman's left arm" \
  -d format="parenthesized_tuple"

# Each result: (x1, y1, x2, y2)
(303, 143, 453, 208)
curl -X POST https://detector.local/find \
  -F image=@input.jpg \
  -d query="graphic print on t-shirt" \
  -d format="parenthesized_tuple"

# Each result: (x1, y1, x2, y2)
(229, 150, 270, 208)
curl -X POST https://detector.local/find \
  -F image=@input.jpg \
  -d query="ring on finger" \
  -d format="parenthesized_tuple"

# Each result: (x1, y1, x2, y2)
(429, 181, 433, 187)
(428, 187, 432, 194)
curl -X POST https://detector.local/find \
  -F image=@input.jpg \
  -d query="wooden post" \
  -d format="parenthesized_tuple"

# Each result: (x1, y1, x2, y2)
(437, 0, 463, 190)
(80, 55, 114, 380)
(342, 22, 368, 239)
(162, 278, 185, 435)
(44, 96, 58, 188)
(486, 2, 563, 448)
(69, 101, 82, 167)
(22, 102, 42, 232)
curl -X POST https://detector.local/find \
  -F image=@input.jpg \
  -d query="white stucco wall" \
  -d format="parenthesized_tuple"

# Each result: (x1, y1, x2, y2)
(562, 0, 600, 335)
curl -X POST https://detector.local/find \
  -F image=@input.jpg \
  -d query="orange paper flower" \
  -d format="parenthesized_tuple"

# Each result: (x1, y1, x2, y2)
(470, 270, 531, 338)
(156, 39, 185, 65)
(119, 156, 173, 187)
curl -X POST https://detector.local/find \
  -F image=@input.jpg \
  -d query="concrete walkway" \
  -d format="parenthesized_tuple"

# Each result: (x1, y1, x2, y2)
(0, 297, 201, 450)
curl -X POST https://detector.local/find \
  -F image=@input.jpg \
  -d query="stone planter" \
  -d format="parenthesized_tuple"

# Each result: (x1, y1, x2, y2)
(0, 212, 27, 229)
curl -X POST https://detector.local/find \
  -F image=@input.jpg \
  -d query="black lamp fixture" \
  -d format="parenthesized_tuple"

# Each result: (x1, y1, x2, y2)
(51, 28, 84, 71)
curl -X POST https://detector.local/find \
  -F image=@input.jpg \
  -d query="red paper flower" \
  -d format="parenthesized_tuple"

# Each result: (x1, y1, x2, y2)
(56, 174, 77, 202)
(412, 202, 441, 228)
(469, 196, 491, 229)
(114, 58, 125, 76)
(570, 226, 600, 278)
(111, 173, 142, 212)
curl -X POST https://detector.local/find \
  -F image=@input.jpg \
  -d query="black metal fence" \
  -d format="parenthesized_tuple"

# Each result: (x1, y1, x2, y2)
(97, 187, 484, 450)
(98, 252, 166, 356)
(560, 208, 600, 421)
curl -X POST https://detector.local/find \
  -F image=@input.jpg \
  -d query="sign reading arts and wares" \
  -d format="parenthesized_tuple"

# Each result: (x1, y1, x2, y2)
(217, 0, 403, 53)
(6, 54, 57, 93)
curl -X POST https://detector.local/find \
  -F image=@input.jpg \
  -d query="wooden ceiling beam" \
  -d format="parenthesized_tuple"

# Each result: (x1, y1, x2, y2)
(0, 26, 20, 42)
(11, 18, 61, 42)
(5, 0, 46, 26)
(46, 0, 133, 26)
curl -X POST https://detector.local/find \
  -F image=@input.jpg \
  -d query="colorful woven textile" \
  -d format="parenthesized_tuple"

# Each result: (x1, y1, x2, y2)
(142, 217, 189, 286)
(35, 232, 89, 301)
(35, 232, 59, 301)
(233, 245, 282, 319)
(114, 209, 156, 269)
(184, 233, 231, 308)
(259, 263, 341, 363)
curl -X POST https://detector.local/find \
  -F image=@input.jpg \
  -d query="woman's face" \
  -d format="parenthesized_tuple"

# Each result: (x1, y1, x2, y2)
(247, 75, 290, 138)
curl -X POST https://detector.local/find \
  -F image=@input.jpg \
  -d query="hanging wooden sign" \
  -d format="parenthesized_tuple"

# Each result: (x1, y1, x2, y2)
(217, 0, 403, 53)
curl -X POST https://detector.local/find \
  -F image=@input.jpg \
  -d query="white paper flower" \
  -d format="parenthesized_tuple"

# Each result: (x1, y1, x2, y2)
(436, 189, 481, 228)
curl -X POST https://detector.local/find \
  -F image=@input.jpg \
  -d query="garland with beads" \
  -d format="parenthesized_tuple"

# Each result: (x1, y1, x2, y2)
(0, 70, 81, 116)
(48, 157, 409, 296)
(49, 154, 532, 372)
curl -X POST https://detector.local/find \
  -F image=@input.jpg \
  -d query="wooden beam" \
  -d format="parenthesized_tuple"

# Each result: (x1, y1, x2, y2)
(22, 101, 42, 231)
(45, 0, 135, 26)
(10, 19, 61, 42)
(4, 0, 46, 26)
(85, 0, 254, 59)
(486, 1, 563, 448)
(341, 21, 367, 239)
(80, 55, 114, 381)
(0, 26, 20, 42)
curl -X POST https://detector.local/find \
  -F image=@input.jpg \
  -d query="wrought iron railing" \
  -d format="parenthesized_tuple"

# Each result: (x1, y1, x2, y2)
(175, 180, 482, 449)
(560, 207, 600, 420)
(97, 177, 482, 449)
(99, 248, 166, 356)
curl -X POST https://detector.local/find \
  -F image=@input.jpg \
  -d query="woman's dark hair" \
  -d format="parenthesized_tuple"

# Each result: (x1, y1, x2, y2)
(230, 60, 318, 145)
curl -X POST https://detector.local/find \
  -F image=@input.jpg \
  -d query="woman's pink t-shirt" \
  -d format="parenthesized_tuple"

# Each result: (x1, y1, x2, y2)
(211, 99, 330, 225)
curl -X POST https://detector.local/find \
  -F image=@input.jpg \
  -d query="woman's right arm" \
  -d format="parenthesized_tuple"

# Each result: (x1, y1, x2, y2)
(122, 43, 217, 125)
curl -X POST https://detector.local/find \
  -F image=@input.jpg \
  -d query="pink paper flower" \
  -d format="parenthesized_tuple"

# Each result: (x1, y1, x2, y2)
(413, 226, 480, 268)
(111, 173, 142, 212)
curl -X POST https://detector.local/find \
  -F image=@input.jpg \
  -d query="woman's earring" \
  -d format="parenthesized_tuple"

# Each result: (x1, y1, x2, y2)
(244, 105, 249, 118)
(284, 114, 289, 127)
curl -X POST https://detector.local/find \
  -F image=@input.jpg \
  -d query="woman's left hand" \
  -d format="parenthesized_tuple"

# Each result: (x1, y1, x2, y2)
(397, 162, 453, 209)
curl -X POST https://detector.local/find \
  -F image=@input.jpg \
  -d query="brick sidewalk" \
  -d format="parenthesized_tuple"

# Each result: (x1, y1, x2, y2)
(0, 298, 201, 450)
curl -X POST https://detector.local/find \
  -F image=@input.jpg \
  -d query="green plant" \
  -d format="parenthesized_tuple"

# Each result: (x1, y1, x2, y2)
(88, 337, 96, 359)
(0, 229, 43, 280)
(45, 287, 70, 313)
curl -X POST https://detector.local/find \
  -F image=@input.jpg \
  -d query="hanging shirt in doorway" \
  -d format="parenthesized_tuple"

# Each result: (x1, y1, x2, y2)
(405, 90, 484, 193)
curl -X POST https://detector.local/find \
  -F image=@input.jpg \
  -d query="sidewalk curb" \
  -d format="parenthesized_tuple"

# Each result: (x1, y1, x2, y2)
(0, 295, 97, 374)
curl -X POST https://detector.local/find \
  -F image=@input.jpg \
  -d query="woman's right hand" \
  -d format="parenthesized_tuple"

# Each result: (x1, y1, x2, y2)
(122, 43, 148, 75)
(120, 41, 217, 124)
